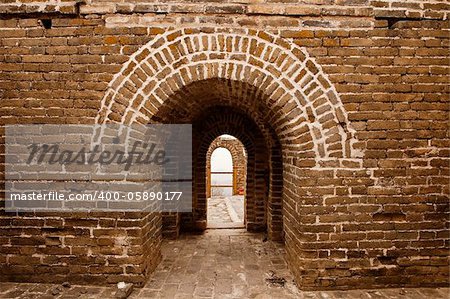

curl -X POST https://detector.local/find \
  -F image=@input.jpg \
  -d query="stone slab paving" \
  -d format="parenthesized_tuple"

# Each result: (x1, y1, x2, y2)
(0, 229, 449, 298)
(207, 196, 244, 228)
(228, 196, 244, 222)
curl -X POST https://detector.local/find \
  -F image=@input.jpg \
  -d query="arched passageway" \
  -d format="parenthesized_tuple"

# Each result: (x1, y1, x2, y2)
(95, 27, 361, 289)
(207, 136, 246, 228)
(207, 135, 247, 198)
(159, 104, 283, 240)
(210, 146, 235, 197)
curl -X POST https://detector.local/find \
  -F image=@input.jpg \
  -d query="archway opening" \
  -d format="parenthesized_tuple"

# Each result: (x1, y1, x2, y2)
(172, 105, 281, 239)
(95, 28, 360, 288)
(210, 147, 234, 197)
(207, 135, 247, 229)
(147, 78, 285, 240)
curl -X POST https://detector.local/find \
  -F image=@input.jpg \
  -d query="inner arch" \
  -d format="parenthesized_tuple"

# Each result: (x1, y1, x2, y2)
(207, 136, 247, 229)
(93, 27, 364, 288)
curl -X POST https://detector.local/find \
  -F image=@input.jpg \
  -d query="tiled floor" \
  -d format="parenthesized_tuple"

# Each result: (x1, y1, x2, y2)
(0, 229, 449, 298)
(139, 229, 297, 298)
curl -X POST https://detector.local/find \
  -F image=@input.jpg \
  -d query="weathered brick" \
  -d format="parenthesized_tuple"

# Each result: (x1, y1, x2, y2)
(0, 1, 448, 292)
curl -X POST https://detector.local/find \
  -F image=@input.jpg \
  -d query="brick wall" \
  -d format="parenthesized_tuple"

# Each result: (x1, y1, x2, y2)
(0, 0, 449, 290)
(0, 212, 161, 285)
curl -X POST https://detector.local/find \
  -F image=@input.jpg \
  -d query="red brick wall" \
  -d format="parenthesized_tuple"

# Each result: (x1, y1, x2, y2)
(0, 0, 449, 290)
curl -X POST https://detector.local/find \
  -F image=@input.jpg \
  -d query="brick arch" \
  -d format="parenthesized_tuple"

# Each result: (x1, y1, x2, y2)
(92, 26, 365, 282)
(177, 107, 273, 233)
(206, 136, 247, 197)
(96, 27, 361, 161)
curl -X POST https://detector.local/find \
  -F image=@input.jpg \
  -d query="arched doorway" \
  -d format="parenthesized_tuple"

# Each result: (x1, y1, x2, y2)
(207, 135, 246, 228)
(207, 135, 247, 198)
(95, 28, 361, 289)
(210, 147, 234, 197)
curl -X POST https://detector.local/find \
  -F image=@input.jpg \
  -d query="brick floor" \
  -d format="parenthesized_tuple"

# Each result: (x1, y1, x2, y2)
(0, 229, 448, 298)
